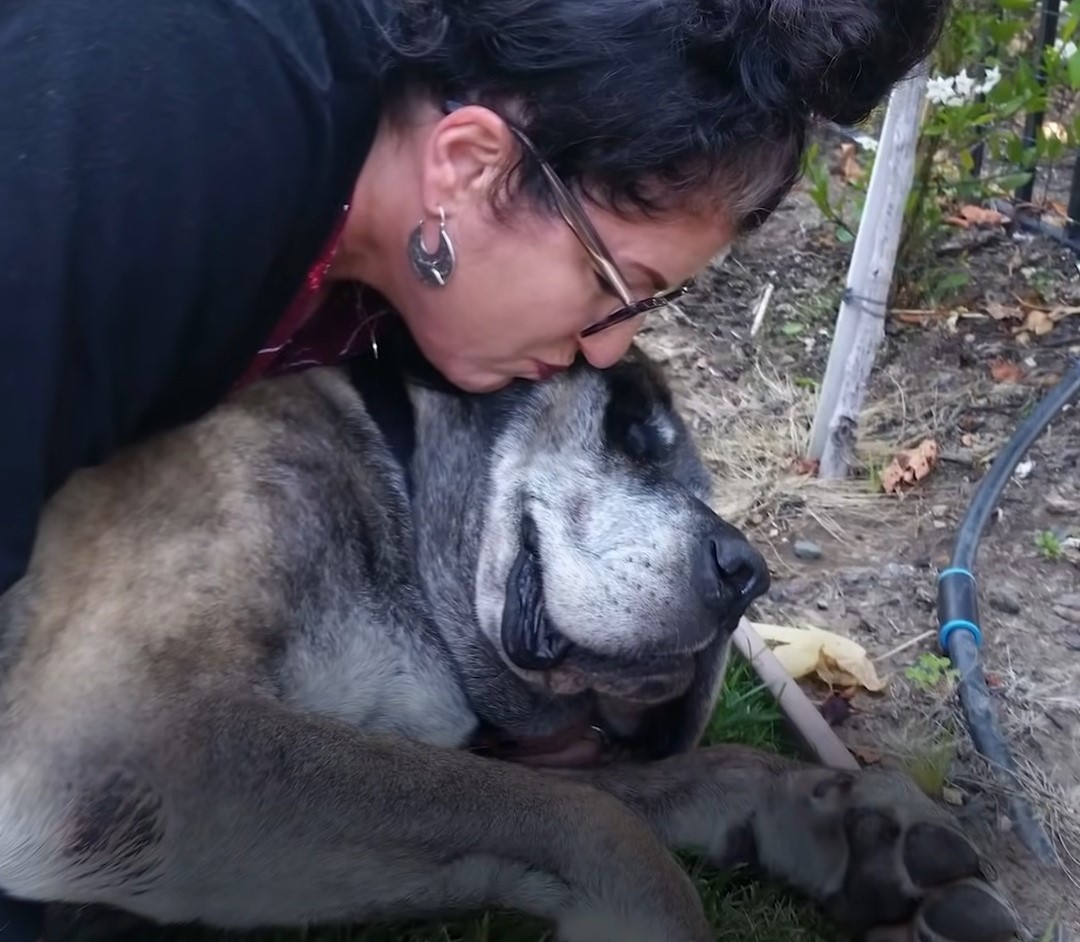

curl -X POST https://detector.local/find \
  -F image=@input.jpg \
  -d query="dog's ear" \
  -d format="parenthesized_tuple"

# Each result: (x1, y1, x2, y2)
(601, 352, 677, 467)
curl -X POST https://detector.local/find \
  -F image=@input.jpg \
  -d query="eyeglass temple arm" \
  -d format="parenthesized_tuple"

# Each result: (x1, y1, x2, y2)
(444, 99, 634, 305)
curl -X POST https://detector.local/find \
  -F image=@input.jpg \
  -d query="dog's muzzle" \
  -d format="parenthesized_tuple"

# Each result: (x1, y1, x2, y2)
(500, 513, 770, 675)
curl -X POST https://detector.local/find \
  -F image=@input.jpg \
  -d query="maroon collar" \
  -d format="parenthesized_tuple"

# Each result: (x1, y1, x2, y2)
(234, 207, 386, 391)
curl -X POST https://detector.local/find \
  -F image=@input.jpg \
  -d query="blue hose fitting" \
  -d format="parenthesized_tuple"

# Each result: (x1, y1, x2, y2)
(936, 567, 983, 650)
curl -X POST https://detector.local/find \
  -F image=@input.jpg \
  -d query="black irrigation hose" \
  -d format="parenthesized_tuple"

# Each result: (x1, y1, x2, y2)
(937, 358, 1080, 867)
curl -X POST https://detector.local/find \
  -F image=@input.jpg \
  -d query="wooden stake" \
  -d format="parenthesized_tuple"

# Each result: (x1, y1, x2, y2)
(808, 62, 930, 477)
(732, 619, 859, 771)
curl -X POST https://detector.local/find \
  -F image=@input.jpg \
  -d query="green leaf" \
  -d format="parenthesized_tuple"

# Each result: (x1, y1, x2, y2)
(995, 171, 1035, 191)
(835, 226, 855, 244)
(936, 271, 970, 294)
(1068, 51, 1080, 89)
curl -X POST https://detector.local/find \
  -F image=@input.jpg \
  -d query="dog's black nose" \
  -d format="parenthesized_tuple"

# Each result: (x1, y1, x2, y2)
(695, 532, 770, 614)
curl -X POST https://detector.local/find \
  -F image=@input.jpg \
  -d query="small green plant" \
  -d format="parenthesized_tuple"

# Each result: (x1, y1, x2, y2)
(865, 460, 885, 493)
(1035, 529, 1064, 559)
(902, 732, 959, 798)
(904, 652, 960, 690)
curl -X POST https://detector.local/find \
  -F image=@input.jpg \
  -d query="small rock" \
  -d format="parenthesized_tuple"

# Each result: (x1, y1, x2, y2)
(1054, 605, 1080, 625)
(1046, 492, 1080, 515)
(815, 596, 830, 611)
(931, 504, 948, 517)
(987, 587, 1021, 615)
(793, 539, 823, 560)
(942, 786, 965, 807)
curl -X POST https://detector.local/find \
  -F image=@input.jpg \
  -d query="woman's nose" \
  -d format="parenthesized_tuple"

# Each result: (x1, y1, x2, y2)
(577, 315, 645, 369)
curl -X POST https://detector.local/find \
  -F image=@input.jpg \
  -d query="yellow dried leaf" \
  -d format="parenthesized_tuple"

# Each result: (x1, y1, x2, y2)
(751, 622, 887, 692)
(1021, 308, 1055, 336)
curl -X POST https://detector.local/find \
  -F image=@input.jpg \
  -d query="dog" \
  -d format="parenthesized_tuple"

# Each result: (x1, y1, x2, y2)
(0, 327, 1018, 941)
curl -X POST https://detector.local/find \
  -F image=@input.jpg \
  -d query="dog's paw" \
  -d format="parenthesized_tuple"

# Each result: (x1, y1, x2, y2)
(752, 768, 1019, 941)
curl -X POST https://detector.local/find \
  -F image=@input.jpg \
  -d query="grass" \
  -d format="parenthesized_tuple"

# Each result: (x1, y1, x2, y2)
(139, 655, 841, 942)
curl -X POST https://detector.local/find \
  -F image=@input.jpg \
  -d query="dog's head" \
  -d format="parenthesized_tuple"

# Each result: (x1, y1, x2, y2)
(366, 335, 770, 765)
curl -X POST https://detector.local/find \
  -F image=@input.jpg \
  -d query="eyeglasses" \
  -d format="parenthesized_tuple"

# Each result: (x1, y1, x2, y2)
(444, 101, 693, 338)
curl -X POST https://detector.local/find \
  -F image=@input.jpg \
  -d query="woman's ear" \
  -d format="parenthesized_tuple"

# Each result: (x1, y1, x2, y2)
(419, 105, 517, 218)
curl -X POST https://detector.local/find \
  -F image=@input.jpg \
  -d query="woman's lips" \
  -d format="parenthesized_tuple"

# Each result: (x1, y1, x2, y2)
(532, 360, 568, 381)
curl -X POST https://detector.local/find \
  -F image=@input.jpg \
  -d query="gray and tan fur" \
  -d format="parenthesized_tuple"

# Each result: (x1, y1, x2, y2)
(0, 334, 1018, 941)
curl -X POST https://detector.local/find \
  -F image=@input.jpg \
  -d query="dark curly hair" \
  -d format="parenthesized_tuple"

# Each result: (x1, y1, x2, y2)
(361, 0, 947, 230)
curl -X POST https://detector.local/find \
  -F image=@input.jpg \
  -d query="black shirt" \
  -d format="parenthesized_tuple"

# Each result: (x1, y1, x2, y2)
(1, 0, 383, 594)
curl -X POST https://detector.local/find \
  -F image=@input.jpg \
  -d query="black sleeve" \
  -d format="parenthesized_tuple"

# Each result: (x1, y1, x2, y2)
(0, 0, 337, 593)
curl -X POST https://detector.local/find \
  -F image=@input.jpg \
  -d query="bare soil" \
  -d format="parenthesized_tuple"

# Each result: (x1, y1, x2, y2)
(636, 152, 1080, 938)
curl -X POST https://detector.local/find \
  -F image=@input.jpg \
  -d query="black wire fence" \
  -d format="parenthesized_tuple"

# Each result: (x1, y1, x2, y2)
(988, 0, 1080, 251)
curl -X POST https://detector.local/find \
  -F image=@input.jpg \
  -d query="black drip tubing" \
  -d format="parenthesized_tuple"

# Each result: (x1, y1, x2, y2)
(937, 358, 1080, 866)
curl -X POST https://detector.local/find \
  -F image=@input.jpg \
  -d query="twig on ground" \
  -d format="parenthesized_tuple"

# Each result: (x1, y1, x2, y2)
(874, 629, 935, 663)
(750, 283, 776, 338)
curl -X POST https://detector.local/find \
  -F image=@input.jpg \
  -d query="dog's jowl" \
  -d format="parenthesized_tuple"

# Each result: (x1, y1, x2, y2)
(0, 337, 1019, 941)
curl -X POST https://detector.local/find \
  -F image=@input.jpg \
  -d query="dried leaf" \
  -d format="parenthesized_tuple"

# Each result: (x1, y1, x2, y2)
(985, 300, 1021, 321)
(960, 432, 977, 447)
(751, 622, 887, 692)
(894, 312, 931, 326)
(837, 143, 863, 183)
(851, 744, 883, 766)
(989, 358, 1025, 383)
(957, 204, 1009, 227)
(1020, 308, 1055, 336)
(881, 439, 939, 495)
(1049, 304, 1080, 321)
(791, 457, 820, 476)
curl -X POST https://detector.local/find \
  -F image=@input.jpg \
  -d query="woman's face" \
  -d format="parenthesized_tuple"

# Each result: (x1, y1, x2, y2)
(340, 104, 736, 393)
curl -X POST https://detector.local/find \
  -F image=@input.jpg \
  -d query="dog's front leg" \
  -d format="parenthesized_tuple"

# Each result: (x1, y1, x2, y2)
(576, 746, 1019, 941)
(5, 695, 711, 942)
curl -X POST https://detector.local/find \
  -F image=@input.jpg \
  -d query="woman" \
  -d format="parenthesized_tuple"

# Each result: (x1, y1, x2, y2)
(1, 0, 944, 935)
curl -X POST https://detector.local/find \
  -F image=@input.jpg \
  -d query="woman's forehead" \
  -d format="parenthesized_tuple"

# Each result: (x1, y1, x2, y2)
(590, 205, 734, 286)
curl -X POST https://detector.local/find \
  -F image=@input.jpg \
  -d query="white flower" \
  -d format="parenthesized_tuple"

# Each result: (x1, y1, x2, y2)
(977, 65, 1002, 95)
(927, 66, 1002, 106)
(1053, 38, 1078, 60)
(926, 74, 960, 105)
(953, 68, 977, 100)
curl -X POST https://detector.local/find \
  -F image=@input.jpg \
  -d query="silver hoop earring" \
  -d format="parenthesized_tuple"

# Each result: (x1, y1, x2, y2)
(407, 206, 455, 287)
